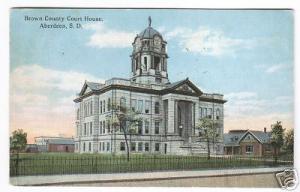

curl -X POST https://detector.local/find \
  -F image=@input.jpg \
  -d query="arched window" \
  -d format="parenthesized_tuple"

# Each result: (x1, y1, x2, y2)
(144, 57, 148, 70)
(216, 109, 221, 120)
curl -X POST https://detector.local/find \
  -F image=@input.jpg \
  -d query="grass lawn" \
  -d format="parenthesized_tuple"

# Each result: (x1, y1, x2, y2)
(10, 153, 292, 176)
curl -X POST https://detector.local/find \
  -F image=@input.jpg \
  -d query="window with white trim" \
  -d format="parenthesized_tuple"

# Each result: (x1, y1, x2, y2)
(246, 145, 254, 153)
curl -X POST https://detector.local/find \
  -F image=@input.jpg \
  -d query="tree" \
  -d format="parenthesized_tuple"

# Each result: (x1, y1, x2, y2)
(284, 129, 294, 153)
(109, 102, 142, 161)
(196, 118, 220, 160)
(10, 129, 27, 176)
(10, 129, 27, 154)
(270, 121, 285, 163)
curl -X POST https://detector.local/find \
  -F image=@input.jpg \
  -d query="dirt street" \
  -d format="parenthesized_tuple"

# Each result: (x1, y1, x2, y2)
(69, 173, 280, 187)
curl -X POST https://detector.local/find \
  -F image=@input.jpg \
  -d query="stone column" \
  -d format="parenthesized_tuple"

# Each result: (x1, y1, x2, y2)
(167, 99, 175, 134)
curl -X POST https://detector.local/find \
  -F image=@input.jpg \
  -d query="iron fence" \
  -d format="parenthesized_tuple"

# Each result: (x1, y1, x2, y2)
(10, 154, 293, 177)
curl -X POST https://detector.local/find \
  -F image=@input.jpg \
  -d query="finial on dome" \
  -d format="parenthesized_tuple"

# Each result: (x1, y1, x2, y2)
(148, 16, 152, 27)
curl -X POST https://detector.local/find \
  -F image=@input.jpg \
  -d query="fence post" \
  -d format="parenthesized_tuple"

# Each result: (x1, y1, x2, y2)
(15, 153, 19, 176)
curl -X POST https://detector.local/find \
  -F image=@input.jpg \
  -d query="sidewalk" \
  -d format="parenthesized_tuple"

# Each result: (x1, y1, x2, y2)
(10, 167, 290, 186)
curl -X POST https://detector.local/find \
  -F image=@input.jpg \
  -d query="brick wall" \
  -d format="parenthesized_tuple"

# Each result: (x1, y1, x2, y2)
(48, 144, 75, 152)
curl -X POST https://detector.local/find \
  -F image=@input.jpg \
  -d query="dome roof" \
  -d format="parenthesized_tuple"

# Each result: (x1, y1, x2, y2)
(138, 26, 161, 39)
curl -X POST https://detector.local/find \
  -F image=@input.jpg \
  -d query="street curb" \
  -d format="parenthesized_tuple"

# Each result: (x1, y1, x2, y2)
(30, 171, 279, 186)
(11, 167, 290, 186)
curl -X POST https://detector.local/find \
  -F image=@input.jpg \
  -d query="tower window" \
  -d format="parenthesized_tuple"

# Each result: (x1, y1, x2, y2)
(216, 109, 221, 120)
(144, 57, 147, 70)
(154, 56, 160, 70)
(155, 78, 161, 83)
(135, 58, 138, 70)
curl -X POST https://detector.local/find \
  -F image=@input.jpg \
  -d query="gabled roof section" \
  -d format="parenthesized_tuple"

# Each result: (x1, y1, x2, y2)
(78, 81, 103, 96)
(238, 130, 271, 144)
(163, 78, 203, 96)
(224, 130, 247, 146)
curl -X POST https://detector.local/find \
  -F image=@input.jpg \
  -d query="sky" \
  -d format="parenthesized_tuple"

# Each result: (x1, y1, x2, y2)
(10, 9, 294, 143)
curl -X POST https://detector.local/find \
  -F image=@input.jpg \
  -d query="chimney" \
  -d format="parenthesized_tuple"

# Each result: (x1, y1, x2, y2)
(264, 127, 267, 133)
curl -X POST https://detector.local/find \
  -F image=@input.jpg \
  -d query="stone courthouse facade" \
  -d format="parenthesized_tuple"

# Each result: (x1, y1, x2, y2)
(74, 18, 226, 155)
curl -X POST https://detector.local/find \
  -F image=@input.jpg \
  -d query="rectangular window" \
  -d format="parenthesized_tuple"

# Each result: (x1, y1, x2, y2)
(246, 145, 254, 153)
(83, 142, 86, 152)
(99, 121, 102, 134)
(204, 108, 207, 117)
(145, 143, 149, 152)
(208, 108, 212, 119)
(120, 98, 126, 111)
(199, 107, 202, 118)
(103, 121, 106, 134)
(103, 100, 106, 112)
(131, 142, 136, 151)
(137, 100, 143, 113)
(145, 100, 151, 114)
(155, 143, 160, 152)
(107, 98, 111, 111)
(155, 121, 160, 134)
(144, 120, 149, 134)
(100, 101, 102, 114)
(107, 121, 110, 133)
(76, 109, 80, 120)
(120, 142, 125, 151)
(89, 142, 91, 152)
(107, 142, 110, 151)
(89, 122, 92, 135)
(84, 123, 87, 135)
(131, 99, 137, 112)
(138, 142, 143, 152)
(99, 142, 102, 151)
(155, 102, 160, 114)
(90, 101, 93, 115)
(102, 142, 105, 151)
(138, 121, 143, 135)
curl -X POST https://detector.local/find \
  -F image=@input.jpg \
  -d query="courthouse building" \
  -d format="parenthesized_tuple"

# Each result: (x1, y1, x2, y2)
(74, 18, 227, 155)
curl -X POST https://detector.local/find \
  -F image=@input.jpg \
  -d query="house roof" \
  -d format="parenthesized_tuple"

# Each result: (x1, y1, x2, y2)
(224, 130, 271, 146)
(224, 130, 247, 146)
(47, 138, 74, 145)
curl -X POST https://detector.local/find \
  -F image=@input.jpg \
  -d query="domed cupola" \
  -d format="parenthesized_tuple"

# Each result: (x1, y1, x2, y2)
(138, 18, 162, 39)
(130, 16, 169, 85)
